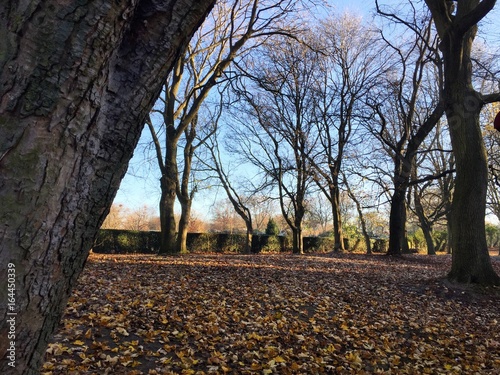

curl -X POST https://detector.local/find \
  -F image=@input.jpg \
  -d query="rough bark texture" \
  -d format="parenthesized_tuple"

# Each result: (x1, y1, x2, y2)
(425, 0, 500, 284)
(0, 1, 215, 373)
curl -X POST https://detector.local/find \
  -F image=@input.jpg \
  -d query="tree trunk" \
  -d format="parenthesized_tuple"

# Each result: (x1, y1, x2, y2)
(387, 187, 407, 255)
(159, 179, 178, 255)
(447, 104, 499, 283)
(422, 224, 436, 255)
(431, 2, 500, 285)
(0, 1, 215, 373)
(414, 188, 436, 255)
(159, 136, 179, 255)
(291, 227, 304, 254)
(331, 184, 345, 252)
(175, 199, 191, 254)
(245, 231, 253, 254)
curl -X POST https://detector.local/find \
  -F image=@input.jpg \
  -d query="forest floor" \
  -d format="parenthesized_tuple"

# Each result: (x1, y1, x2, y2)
(43, 252, 500, 374)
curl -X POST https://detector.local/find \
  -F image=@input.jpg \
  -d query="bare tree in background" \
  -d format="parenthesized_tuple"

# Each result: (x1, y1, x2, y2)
(234, 34, 324, 253)
(308, 14, 385, 251)
(370, 4, 445, 255)
(147, 0, 315, 254)
(409, 121, 455, 254)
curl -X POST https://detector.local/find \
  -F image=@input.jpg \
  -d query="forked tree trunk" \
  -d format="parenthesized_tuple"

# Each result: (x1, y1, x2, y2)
(0, 1, 215, 373)
(425, 0, 500, 284)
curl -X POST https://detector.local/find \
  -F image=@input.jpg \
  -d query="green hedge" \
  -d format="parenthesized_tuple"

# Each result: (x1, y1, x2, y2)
(93, 229, 160, 254)
(93, 229, 342, 254)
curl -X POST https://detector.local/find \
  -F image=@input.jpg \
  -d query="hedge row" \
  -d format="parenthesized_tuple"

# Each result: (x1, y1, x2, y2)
(92, 229, 340, 254)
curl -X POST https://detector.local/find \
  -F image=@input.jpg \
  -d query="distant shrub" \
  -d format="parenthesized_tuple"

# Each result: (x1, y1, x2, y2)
(372, 239, 388, 253)
(265, 218, 280, 236)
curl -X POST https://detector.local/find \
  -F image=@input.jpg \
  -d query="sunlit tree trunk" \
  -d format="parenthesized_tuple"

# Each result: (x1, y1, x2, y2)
(0, 1, 215, 373)
(159, 135, 180, 255)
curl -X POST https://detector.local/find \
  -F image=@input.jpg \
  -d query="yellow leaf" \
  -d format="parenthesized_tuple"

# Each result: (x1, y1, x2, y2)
(345, 351, 362, 365)
(84, 329, 92, 339)
(73, 340, 85, 346)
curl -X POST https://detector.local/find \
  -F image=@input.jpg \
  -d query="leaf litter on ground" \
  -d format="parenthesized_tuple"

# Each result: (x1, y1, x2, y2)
(43, 252, 500, 374)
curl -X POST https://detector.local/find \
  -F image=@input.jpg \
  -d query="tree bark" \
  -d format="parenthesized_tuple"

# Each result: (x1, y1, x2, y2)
(0, 1, 215, 373)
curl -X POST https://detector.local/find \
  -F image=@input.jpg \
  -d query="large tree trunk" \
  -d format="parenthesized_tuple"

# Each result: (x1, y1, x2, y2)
(447, 103, 499, 283)
(0, 1, 215, 373)
(291, 227, 304, 254)
(387, 187, 407, 255)
(428, 0, 500, 285)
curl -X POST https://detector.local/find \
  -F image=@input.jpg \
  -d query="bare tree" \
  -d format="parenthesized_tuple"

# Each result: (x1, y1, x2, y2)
(202, 127, 255, 252)
(307, 14, 386, 251)
(147, 0, 313, 254)
(231, 35, 319, 253)
(409, 121, 455, 254)
(101, 204, 127, 230)
(370, 4, 445, 255)
(0, 1, 215, 373)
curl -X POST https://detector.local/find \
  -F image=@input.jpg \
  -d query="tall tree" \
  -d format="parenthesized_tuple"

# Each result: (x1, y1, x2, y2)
(308, 14, 384, 252)
(202, 126, 255, 252)
(148, 0, 311, 254)
(372, 4, 445, 255)
(424, 0, 500, 284)
(0, 1, 215, 373)
(409, 121, 455, 255)
(233, 36, 318, 253)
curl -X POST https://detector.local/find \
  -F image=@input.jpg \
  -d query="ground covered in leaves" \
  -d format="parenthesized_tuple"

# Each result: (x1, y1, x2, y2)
(43, 253, 500, 374)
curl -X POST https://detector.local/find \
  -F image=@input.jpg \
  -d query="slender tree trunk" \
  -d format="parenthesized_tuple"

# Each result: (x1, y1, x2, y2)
(414, 190, 436, 255)
(446, 211, 453, 254)
(346, 179, 372, 254)
(175, 199, 191, 254)
(331, 183, 345, 252)
(159, 137, 179, 255)
(422, 223, 436, 255)
(0, 1, 215, 373)
(245, 227, 253, 254)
